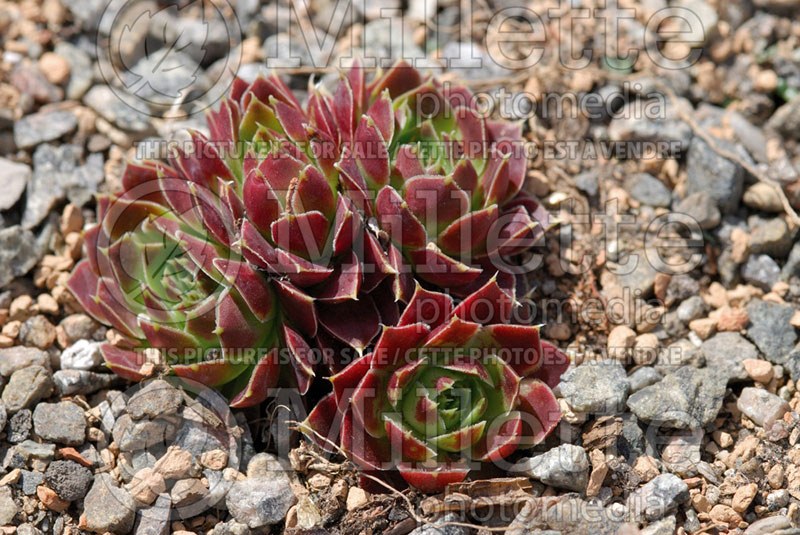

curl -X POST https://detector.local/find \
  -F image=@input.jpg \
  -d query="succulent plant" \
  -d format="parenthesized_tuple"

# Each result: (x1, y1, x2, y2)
(301, 280, 569, 492)
(67, 67, 412, 406)
(67, 60, 552, 412)
(334, 61, 550, 295)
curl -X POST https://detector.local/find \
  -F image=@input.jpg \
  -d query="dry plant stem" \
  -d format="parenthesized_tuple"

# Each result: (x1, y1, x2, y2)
(291, 421, 524, 532)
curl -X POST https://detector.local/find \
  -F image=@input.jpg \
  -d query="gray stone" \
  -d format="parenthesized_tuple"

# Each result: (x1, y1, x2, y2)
(506, 497, 628, 535)
(744, 516, 792, 534)
(641, 515, 677, 535)
(627, 366, 726, 428)
(608, 98, 693, 151)
(785, 343, 800, 385)
(174, 419, 226, 459)
(0, 486, 17, 525)
(782, 242, 800, 281)
(615, 260, 659, 297)
(59, 340, 103, 370)
(511, 445, 589, 492)
(767, 97, 800, 141)
(628, 173, 672, 207)
(33, 401, 86, 445)
(742, 254, 781, 290)
(766, 489, 790, 510)
(1, 366, 53, 412)
(628, 367, 663, 393)
(13, 110, 77, 149)
(673, 191, 721, 230)
(83, 85, 153, 132)
(22, 144, 103, 229)
(16, 524, 43, 535)
(677, 295, 706, 322)
(18, 315, 57, 349)
(226, 477, 296, 528)
(7, 409, 32, 443)
(44, 460, 93, 501)
(660, 432, 702, 476)
(127, 380, 183, 420)
(409, 513, 470, 535)
(750, 218, 792, 257)
(738, 387, 790, 428)
(574, 171, 599, 197)
(82, 474, 137, 534)
(0, 158, 30, 211)
(132, 493, 171, 535)
(0, 401, 5, 434)
(54, 370, 122, 396)
(685, 136, 745, 213)
(54, 42, 92, 100)
(747, 300, 797, 363)
(701, 332, 758, 381)
(15, 440, 55, 462)
(560, 360, 630, 415)
(19, 470, 44, 495)
(210, 520, 252, 535)
(113, 414, 180, 452)
(626, 474, 688, 522)
(664, 275, 701, 306)
(0, 225, 51, 289)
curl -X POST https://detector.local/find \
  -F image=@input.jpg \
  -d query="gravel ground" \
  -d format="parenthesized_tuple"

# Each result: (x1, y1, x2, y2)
(0, 0, 799, 534)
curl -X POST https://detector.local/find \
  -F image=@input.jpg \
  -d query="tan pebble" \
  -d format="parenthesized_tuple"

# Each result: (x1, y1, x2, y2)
(715, 306, 749, 331)
(755, 69, 778, 92)
(691, 493, 710, 513)
(331, 479, 348, 502)
(608, 325, 636, 361)
(65, 232, 84, 260)
(705, 282, 728, 309)
(240, 36, 262, 64)
(346, 487, 369, 511)
(0, 469, 21, 486)
(36, 294, 59, 316)
(654, 273, 670, 302)
(154, 446, 193, 479)
(712, 430, 733, 449)
(9, 295, 35, 321)
(200, 449, 228, 471)
(170, 478, 208, 507)
(543, 322, 571, 341)
(689, 318, 716, 340)
(38, 52, 71, 85)
(633, 333, 659, 365)
(307, 473, 332, 491)
(709, 504, 742, 525)
(128, 467, 166, 505)
(37, 485, 70, 512)
(632, 455, 660, 482)
(60, 204, 83, 236)
(742, 359, 774, 383)
(792, 311, 800, 328)
(767, 464, 785, 489)
(2, 321, 21, 339)
(0, 335, 13, 349)
(730, 228, 750, 264)
(731, 483, 757, 512)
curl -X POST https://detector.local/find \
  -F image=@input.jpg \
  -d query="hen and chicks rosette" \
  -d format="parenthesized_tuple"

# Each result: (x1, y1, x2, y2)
(67, 60, 568, 489)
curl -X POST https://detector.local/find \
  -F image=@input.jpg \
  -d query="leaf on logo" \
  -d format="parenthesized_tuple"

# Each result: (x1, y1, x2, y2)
(117, 0, 210, 102)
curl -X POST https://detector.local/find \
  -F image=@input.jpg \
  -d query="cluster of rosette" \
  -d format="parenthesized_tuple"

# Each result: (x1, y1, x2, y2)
(67, 60, 567, 491)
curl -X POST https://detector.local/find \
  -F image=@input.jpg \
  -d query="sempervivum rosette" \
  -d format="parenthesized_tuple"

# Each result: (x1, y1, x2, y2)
(208, 67, 414, 362)
(301, 280, 569, 492)
(335, 61, 550, 295)
(67, 165, 298, 407)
